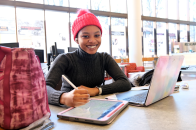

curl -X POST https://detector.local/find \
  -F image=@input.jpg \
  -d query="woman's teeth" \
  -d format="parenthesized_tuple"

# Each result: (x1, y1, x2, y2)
(88, 45, 96, 48)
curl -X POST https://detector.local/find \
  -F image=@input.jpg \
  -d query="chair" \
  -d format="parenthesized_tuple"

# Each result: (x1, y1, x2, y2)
(123, 58, 129, 63)
(120, 63, 145, 77)
(103, 58, 129, 84)
(114, 59, 121, 63)
(114, 58, 129, 64)
(142, 57, 158, 69)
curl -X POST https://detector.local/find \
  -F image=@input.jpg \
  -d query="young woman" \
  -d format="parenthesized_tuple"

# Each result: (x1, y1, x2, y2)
(46, 9, 132, 107)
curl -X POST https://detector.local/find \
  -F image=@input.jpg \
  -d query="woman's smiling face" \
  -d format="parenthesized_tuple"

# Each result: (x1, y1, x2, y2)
(76, 25, 101, 54)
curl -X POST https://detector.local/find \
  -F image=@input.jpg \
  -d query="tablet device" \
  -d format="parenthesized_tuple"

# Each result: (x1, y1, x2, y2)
(57, 98, 128, 125)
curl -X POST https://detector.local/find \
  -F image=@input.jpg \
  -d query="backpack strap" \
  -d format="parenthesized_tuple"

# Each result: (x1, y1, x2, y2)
(0, 46, 12, 129)
(0, 46, 11, 61)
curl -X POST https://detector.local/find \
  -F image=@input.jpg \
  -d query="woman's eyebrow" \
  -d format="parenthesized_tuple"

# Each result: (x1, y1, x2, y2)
(82, 31, 101, 34)
(94, 31, 101, 34)
(82, 32, 89, 34)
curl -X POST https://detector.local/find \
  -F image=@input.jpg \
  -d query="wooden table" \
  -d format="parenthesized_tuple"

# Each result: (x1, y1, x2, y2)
(1, 80, 196, 130)
(48, 80, 196, 130)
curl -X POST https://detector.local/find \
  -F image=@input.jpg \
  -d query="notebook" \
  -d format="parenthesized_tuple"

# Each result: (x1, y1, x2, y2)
(116, 55, 184, 106)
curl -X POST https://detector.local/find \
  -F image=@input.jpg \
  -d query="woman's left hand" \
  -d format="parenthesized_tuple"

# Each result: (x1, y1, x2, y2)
(78, 85, 99, 97)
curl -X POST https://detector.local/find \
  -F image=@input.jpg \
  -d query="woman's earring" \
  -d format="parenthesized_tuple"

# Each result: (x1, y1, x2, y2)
(75, 38, 78, 42)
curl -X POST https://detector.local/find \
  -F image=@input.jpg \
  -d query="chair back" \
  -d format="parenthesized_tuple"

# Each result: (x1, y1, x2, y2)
(142, 57, 154, 62)
(142, 57, 158, 68)
(114, 59, 121, 63)
(123, 58, 129, 63)
(121, 63, 136, 70)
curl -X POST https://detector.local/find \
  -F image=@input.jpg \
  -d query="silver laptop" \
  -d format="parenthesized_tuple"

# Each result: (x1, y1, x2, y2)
(116, 55, 184, 106)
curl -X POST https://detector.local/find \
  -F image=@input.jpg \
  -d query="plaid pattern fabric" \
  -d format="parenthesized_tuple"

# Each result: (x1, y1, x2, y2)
(0, 48, 50, 129)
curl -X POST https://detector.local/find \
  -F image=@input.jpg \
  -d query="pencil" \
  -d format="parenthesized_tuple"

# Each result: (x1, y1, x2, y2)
(62, 75, 78, 89)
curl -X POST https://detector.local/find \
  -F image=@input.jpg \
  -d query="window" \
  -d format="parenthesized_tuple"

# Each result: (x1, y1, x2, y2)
(180, 24, 187, 42)
(15, 0, 43, 4)
(190, 0, 196, 22)
(70, 13, 78, 48)
(179, 0, 188, 21)
(69, 0, 90, 9)
(110, 0, 127, 13)
(111, 18, 127, 58)
(168, 0, 178, 20)
(16, 8, 46, 60)
(141, 0, 196, 67)
(111, 17, 127, 26)
(0, 6, 16, 43)
(156, 22, 166, 56)
(44, 0, 68, 7)
(91, 0, 109, 12)
(169, 23, 177, 54)
(0, 0, 130, 63)
(96, 16, 110, 54)
(45, 10, 69, 54)
(142, 0, 155, 17)
(156, 0, 166, 18)
(190, 25, 196, 42)
(143, 21, 154, 57)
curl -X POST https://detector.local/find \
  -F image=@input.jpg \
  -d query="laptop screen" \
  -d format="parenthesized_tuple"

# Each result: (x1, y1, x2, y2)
(145, 55, 184, 106)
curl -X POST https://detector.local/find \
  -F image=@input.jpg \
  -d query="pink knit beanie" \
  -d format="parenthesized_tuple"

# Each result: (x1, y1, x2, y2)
(72, 9, 102, 40)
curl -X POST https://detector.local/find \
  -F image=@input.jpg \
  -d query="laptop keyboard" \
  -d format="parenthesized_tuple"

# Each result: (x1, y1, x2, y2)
(123, 91, 148, 103)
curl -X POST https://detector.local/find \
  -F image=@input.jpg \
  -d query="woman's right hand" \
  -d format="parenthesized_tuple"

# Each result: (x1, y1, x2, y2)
(60, 88, 90, 107)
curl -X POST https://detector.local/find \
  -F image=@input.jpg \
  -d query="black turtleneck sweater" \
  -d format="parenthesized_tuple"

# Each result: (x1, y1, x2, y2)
(45, 47, 132, 106)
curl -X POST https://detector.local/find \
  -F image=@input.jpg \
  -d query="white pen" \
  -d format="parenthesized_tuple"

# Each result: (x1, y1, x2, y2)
(62, 75, 78, 89)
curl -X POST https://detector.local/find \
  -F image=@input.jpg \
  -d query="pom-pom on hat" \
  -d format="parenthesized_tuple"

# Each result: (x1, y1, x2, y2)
(72, 9, 102, 40)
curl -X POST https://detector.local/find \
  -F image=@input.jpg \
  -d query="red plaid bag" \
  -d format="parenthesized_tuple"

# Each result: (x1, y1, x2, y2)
(0, 46, 50, 129)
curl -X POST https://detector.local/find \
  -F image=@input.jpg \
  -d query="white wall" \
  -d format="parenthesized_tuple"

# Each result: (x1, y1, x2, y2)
(127, 0, 143, 66)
